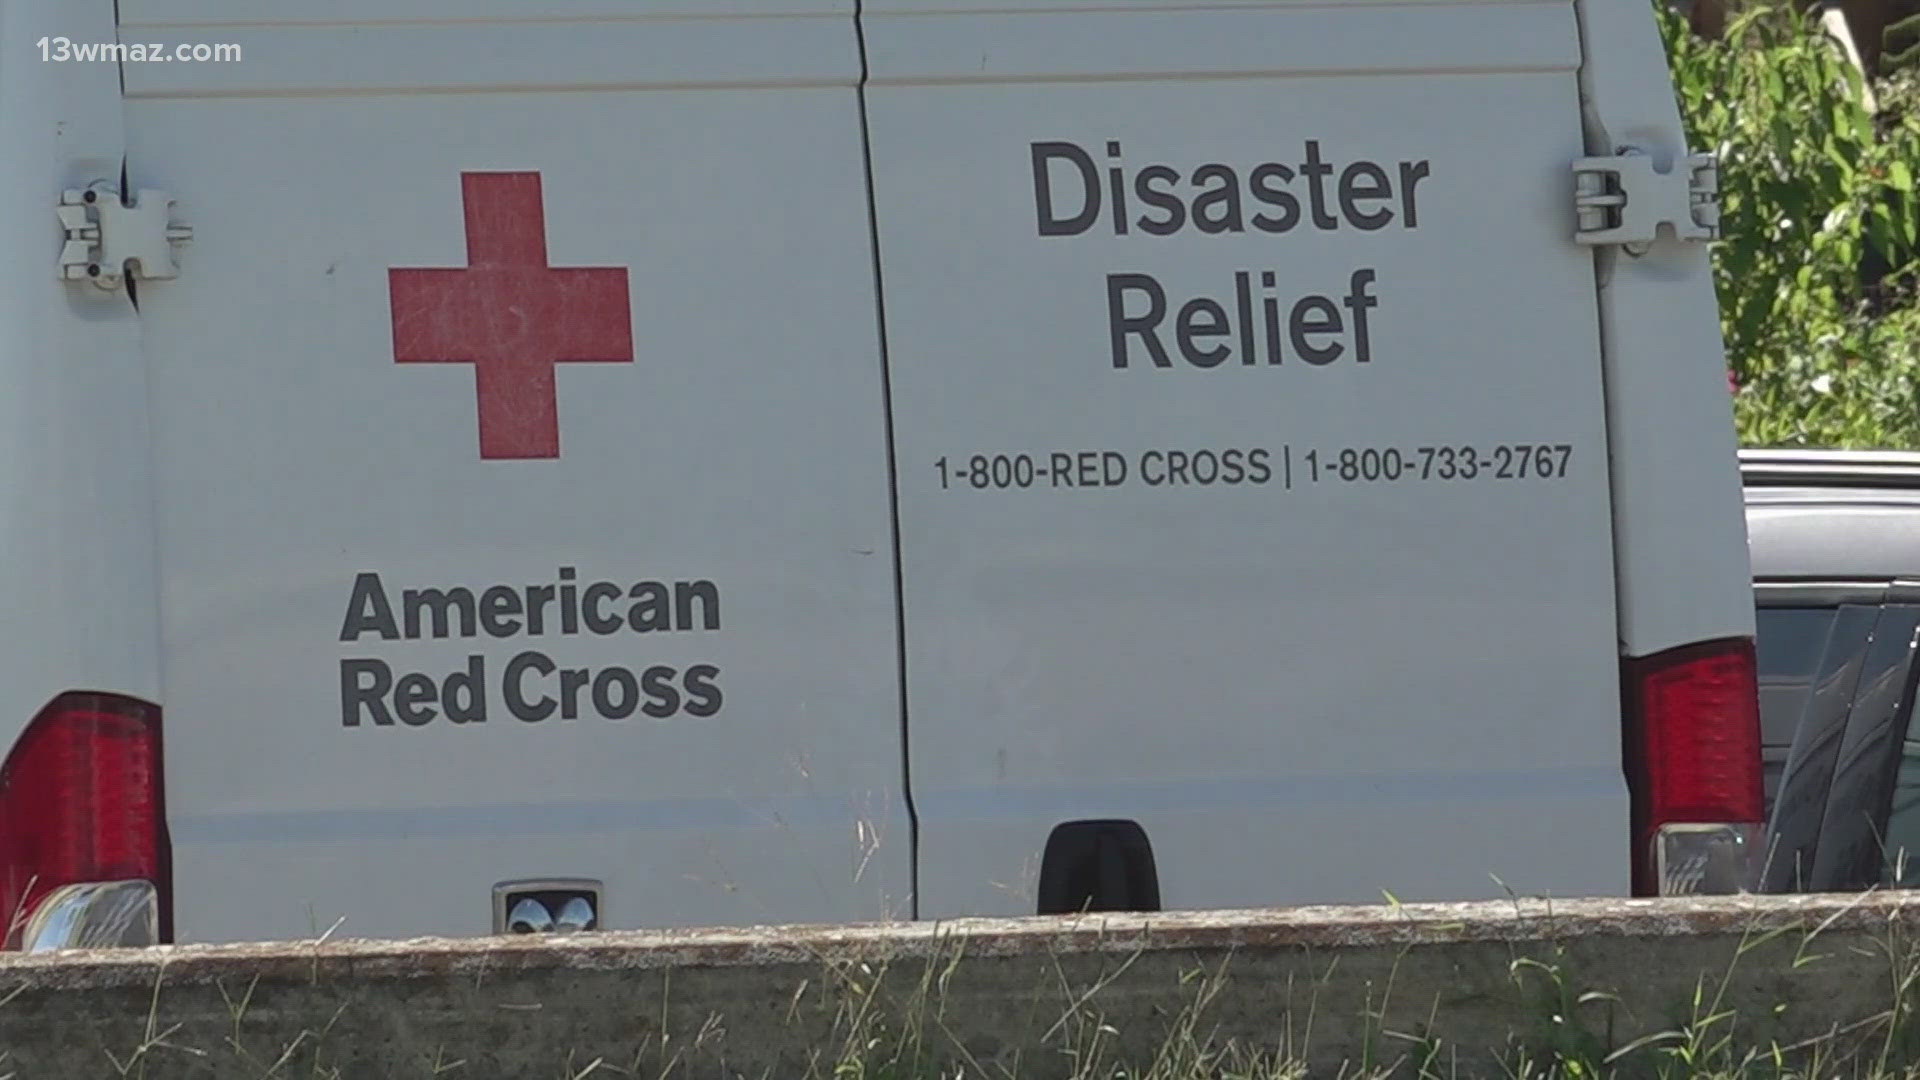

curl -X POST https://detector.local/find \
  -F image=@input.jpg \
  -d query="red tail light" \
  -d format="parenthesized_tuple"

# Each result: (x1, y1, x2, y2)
(1622, 638, 1764, 896)
(0, 693, 169, 948)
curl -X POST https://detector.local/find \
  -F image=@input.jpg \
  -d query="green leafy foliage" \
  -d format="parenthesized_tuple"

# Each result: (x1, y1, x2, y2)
(1657, 2, 1920, 447)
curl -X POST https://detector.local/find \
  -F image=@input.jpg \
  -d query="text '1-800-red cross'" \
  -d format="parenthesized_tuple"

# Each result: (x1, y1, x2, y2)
(388, 172, 633, 460)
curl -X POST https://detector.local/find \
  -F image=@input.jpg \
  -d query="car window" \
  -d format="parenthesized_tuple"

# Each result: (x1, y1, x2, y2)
(1757, 603, 1882, 891)
(1808, 607, 1920, 889)
(1757, 608, 1846, 811)
(1883, 722, 1920, 888)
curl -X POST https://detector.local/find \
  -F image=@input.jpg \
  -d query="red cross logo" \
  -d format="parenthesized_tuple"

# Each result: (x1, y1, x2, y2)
(388, 172, 633, 460)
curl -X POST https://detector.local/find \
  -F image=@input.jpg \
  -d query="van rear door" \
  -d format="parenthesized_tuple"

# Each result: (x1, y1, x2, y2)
(117, 1, 910, 942)
(862, 0, 1628, 913)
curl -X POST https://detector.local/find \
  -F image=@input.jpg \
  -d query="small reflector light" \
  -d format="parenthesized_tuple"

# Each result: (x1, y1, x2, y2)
(1656, 823, 1760, 897)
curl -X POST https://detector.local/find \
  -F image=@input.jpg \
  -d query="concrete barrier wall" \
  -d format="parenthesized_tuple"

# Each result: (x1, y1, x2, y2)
(4, 892, 1920, 1078)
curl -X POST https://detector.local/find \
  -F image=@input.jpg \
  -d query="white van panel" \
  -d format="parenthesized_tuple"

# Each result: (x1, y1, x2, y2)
(864, 0, 1628, 915)
(119, 0, 843, 20)
(121, 5, 910, 943)
(1573, 1, 1756, 658)
(0, 0, 162, 734)
(861, 1, 1574, 82)
(117, 12, 858, 97)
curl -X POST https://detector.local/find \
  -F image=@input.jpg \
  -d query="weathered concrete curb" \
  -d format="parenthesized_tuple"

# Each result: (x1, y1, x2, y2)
(5, 892, 1920, 1078)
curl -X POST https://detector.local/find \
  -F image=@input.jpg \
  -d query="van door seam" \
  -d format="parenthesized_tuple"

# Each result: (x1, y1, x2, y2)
(852, 0, 919, 922)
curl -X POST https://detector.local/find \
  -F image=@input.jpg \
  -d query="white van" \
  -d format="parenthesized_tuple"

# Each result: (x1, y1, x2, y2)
(0, 0, 1761, 950)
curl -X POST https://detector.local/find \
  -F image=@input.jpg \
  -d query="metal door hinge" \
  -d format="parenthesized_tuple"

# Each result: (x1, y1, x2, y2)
(58, 183, 193, 292)
(1573, 151, 1719, 249)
